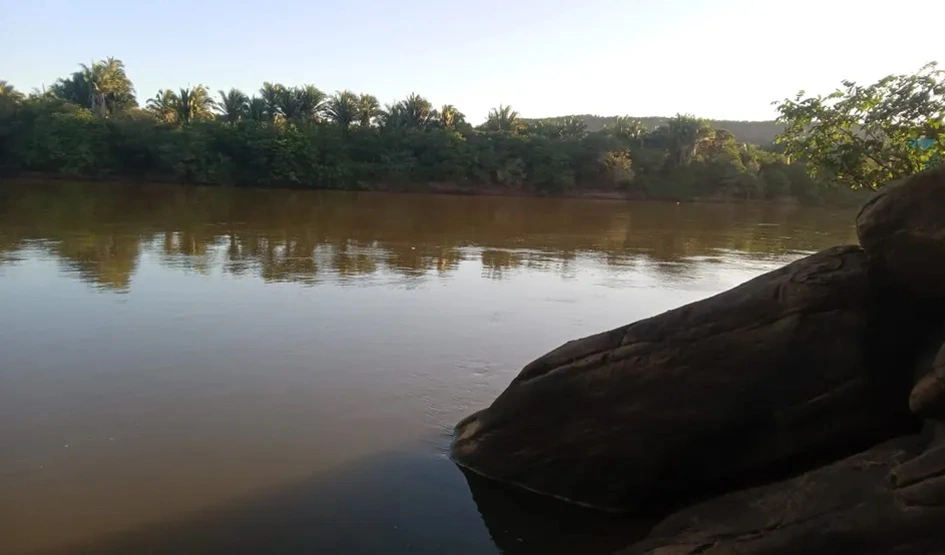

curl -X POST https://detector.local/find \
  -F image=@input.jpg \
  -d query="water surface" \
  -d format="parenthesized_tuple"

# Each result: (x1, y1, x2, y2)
(0, 181, 858, 554)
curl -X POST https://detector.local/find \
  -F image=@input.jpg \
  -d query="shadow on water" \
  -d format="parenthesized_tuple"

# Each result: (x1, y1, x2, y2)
(40, 442, 654, 555)
(458, 469, 658, 555)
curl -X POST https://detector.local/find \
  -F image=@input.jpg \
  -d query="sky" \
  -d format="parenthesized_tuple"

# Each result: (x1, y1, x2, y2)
(1, 0, 942, 123)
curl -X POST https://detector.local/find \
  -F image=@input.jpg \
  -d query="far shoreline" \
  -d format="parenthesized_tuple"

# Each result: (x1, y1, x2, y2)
(1, 172, 862, 207)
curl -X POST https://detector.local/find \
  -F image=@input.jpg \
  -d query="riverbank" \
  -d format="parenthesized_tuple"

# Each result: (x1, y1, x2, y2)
(1, 100, 843, 206)
(2, 173, 865, 206)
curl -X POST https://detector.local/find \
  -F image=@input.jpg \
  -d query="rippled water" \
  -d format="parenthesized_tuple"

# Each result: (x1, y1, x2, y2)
(0, 181, 858, 554)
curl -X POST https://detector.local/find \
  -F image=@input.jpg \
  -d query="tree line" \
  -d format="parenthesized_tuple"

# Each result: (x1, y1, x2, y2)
(0, 58, 941, 201)
(528, 116, 785, 147)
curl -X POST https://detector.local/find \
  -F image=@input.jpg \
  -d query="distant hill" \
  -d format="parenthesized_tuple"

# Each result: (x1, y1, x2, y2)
(527, 115, 784, 146)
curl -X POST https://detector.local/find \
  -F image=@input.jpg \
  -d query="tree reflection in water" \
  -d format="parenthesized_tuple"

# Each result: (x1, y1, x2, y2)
(0, 180, 858, 292)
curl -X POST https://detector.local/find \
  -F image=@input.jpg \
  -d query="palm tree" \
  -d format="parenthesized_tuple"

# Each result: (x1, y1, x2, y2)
(439, 104, 465, 129)
(610, 116, 648, 146)
(0, 80, 24, 115)
(270, 84, 326, 124)
(274, 86, 299, 122)
(558, 116, 588, 139)
(259, 82, 283, 121)
(381, 93, 437, 130)
(326, 90, 359, 129)
(51, 57, 136, 116)
(295, 85, 327, 122)
(378, 102, 403, 130)
(0, 81, 24, 102)
(402, 93, 437, 129)
(247, 96, 268, 122)
(529, 117, 586, 139)
(50, 73, 89, 107)
(484, 104, 524, 133)
(356, 94, 381, 127)
(217, 88, 249, 122)
(530, 119, 560, 138)
(175, 86, 216, 124)
(146, 89, 178, 124)
(665, 113, 713, 167)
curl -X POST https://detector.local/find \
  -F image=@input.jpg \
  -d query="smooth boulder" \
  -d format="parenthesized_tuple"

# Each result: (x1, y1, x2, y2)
(856, 168, 945, 299)
(451, 245, 921, 510)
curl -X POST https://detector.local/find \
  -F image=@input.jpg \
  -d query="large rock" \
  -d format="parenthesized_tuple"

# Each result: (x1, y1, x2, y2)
(910, 341, 945, 420)
(451, 245, 925, 511)
(620, 433, 945, 555)
(856, 168, 945, 299)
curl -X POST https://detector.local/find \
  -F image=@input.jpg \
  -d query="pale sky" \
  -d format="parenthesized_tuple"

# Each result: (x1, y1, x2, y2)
(1, 0, 941, 123)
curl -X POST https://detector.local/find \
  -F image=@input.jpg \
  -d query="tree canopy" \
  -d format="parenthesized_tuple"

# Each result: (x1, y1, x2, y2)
(2, 56, 926, 204)
(48, 57, 137, 117)
(775, 62, 945, 190)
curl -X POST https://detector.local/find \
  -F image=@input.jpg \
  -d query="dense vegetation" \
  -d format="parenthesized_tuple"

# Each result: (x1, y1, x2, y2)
(528, 116, 785, 147)
(0, 58, 941, 202)
(775, 62, 944, 191)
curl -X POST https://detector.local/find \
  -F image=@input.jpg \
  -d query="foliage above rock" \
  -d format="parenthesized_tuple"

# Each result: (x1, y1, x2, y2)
(776, 63, 945, 190)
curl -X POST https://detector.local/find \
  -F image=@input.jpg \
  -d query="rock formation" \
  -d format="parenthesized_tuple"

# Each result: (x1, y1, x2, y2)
(452, 168, 945, 552)
(910, 342, 945, 419)
(618, 432, 945, 555)
(856, 170, 945, 300)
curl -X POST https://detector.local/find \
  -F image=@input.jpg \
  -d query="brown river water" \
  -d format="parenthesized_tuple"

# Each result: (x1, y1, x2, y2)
(0, 181, 858, 554)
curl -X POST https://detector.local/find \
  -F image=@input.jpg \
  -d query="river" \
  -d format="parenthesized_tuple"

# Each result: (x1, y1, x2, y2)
(0, 180, 859, 554)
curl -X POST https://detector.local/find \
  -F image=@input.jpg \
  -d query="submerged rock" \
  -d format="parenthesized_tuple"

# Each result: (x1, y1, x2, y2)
(451, 245, 921, 511)
(856, 168, 945, 299)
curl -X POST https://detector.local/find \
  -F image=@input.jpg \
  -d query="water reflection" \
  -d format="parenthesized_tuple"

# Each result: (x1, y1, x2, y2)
(53, 233, 141, 290)
(0, 181, 861, 554)
(0, 180, 858, 292)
